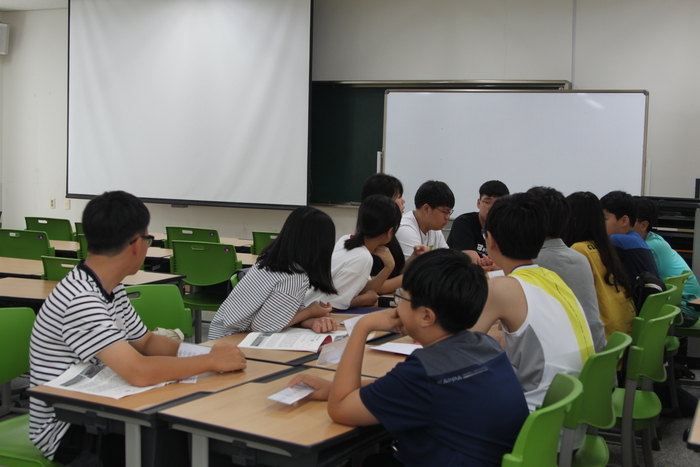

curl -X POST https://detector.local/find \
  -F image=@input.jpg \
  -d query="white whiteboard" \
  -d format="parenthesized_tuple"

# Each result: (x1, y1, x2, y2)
(67, 0, 311, 209)
(383, 91, 648, 217)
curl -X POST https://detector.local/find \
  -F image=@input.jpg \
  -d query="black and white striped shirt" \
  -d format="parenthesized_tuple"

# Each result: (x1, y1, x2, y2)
(207, 264, 309, 340)
(29, 262, 147, 459)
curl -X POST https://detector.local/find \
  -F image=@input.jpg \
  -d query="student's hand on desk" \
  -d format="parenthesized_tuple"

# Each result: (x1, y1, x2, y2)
(209, 342, 247, 372)
(359, 308, 402, 333)
(307, 301, 333, 318)
(310, 317, 338, 333)
(374, 246, 395, 270)
(287, 375, 331, 401)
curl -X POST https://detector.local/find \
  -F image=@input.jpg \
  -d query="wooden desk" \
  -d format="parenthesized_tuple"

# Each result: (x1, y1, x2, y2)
(315, 335, 411, 378)
(0, 257, 44, 278)
(29, 360, 290, 467)
(160, 367, 388, 467)
(50, 239, 80, 252)
(147, 247, 172, 258)
(237, 252, 258, 266)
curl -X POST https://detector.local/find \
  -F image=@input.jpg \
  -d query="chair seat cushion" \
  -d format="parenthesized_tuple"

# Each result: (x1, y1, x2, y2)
(0, 414, 62, 466)
(612, 388, 662, 431)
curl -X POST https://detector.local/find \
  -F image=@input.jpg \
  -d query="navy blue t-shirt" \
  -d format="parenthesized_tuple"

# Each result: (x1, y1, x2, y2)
(610, 230, 660, 282)
(360, 331, 528, 467)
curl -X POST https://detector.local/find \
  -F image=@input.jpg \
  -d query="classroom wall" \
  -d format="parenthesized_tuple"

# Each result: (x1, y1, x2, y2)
(1, 1, 698, 239)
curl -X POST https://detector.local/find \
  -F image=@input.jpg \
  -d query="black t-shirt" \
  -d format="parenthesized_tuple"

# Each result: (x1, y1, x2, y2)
(446, 212, 487, 255)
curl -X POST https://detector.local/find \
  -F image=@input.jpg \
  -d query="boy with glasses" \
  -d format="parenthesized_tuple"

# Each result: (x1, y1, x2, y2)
(395, 180, 454, 262)
(289, 249, 529, 466)
(30, 191, 247, 466)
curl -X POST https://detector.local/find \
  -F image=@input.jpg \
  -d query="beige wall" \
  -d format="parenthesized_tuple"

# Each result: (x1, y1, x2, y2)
(1, 1, 698, 237)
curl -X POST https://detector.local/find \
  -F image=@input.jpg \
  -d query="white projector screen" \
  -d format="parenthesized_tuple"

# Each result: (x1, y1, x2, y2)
(67, 0, 312, 208)
(383, 90, 648, 217)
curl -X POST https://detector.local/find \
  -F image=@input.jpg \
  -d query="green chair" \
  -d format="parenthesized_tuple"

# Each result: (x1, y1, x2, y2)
(125, 285, 193, 338)
(611, 304, 680, 467)
(170, 241, 242, 343)
(559, 332, 633, 467)
(41, 256, 79, 281)
(251, 231, 279, 255)
(0, 229, 55, 260)
(25, 217, 74, 242)
(634, 285, 675, 342)
(73, 222, 83, 241)
(164, 226, 220, 249)
(502, 373, 583, 467)
(76, 234, 88, 260)
(661, 272, 692, 416)
(0, 307, 63, 467)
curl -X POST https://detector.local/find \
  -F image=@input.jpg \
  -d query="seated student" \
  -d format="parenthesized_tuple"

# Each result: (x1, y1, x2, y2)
(634, 196, 700, 326)
(29, 191, 248, 465)
(528, 186, 607, 353)
(447, 179, 509, 269)
(360, 173, 406, 294)
(563, 192, 636, 339)
(305, 195, 402, 310)
(600, 190, 660, 282)
(395, 180, 454, 261)
(470, 193, 595, 412)
(208, 206, 338, 339)
(290, 249, 529, 467)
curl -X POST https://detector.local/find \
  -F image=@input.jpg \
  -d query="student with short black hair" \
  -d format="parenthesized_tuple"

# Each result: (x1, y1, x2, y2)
(634, 196, 700, 326)
(360, 173, 406, 294)
(290, 249, 529, 467)
(563, 191, 636, 339)
(471, 193, 595, 412)
(528, 186, 607, 352)
(395, 180, 454, 261)
(600, 190, 660, 282)
(30, 191, 248, 465)
(208, 206, 339, 339)
(306, 195, 402, 309)
(447, 180, 509, 268)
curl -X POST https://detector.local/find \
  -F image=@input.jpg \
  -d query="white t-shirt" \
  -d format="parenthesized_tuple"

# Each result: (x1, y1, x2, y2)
(305, 234, 373, 310)
(396, 211, 449, 259)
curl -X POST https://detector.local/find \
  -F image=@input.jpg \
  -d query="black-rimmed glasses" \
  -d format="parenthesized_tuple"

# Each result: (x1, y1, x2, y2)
(130, 235, 155, 247)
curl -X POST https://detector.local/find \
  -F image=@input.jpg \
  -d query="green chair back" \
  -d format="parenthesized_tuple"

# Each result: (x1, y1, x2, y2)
(74, 222, 83, 241)
(0, 229, 55, 260)
(251, 231, 279, 255)
(125, 285, 193, 338)
(628, 304, 680, 383)
(502, 373, 583, 467)
(25, 217, 73, 241)
(559, 332, 632, 467)
(171, 241, 242, 287)
(164, 226, 220, 249)
(0, 308, 63, 467)
(663, 271, 692, 325)
(41, 256, 80, 281)
(634, 285, 676, 341)
(76, 234, 88, 260)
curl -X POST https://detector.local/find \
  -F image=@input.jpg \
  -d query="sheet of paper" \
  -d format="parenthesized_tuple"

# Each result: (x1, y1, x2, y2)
(267, 383, 316, 405)
(316, 336, 350, 367)
(176, 343, 213, 383)
(369, 342, 422, 356)
(342, 315, 364, 336)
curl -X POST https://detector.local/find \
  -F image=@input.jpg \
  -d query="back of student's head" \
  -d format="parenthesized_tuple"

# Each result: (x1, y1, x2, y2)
(82, 191, 150, 256)
(485, 193, 546, 260)
(479, 180, 510, 198)
(563, 191, 633, 296)
(414, 180, 455, 209)
(526, 186, 570, 238)
(257, 206, 337, 295)
(360, 173, 403, 201)
(403, 249, 487, 332)
(600, 190, 637, 223)
(635, 196, 658, 232)
(345, 195, 402, 250)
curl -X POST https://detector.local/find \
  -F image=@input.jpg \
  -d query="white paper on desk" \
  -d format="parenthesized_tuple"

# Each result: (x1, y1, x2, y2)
(176, 343, 212, 383)
(267, 383, 316, 405)
(316, 336, 350, 367)
(369, 342, 422, 356)
(342, 315, 363, 336)
(45, 362, 170, 399)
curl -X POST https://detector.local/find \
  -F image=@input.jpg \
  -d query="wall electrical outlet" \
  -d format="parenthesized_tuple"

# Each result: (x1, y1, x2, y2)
(50, 198, 56, 209)
(64, 199, 71, 210)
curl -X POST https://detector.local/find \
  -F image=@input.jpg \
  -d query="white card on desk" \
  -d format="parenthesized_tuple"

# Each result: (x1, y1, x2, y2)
(267, 383, 316, 405)
(370, 342, 422, 356)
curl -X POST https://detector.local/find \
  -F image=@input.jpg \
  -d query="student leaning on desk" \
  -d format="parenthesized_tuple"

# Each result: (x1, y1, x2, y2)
(290, 249, 529, 467)
(29, 191, 247, 466)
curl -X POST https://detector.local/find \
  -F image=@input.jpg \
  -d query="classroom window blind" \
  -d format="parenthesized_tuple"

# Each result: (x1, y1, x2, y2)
(67, 0, 312, 208)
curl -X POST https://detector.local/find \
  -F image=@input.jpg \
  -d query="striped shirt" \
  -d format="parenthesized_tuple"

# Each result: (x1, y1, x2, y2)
(29, 262, 147, 459)
(207, 264, 309, 340)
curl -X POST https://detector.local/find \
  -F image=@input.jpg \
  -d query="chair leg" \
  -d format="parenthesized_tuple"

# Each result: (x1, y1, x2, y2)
(194, 309, 202, 344)
(641, 427, 655, 467)
(559, 426, 576, 467)
(621, 380, 637, 467)
(664, 357, 682, 418)
(0, 382, 11, 417)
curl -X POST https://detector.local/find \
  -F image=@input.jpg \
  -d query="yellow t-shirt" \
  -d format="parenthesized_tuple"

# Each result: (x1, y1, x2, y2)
(571, 241, 635, 338)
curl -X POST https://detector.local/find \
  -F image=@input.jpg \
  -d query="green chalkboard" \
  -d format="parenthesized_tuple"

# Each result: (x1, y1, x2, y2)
(309, 80, 570, 204)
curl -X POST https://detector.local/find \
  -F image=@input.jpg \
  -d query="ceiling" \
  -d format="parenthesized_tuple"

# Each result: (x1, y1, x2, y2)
(0, 0, 67, 12)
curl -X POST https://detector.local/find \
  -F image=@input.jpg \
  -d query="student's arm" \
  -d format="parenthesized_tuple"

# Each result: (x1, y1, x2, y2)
(287, 375, 374, 401)
(470, 276, 526, 335)
(326, 309, 401, 426)
(360, 246, 395, 294)
(97, 340, 246, 387)
(401, 245, 430, 272)
(377, 274, 402, 295)
(129, 329, 180, 356)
